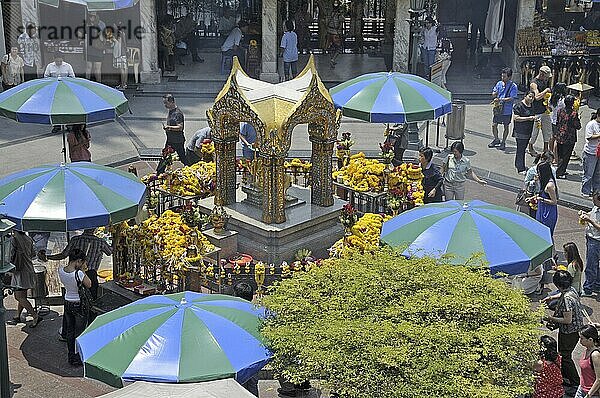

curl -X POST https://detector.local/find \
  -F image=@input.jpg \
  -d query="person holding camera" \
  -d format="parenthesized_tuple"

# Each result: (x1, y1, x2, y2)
(543, 270, 584, 388)
(57, 249, 92, 366)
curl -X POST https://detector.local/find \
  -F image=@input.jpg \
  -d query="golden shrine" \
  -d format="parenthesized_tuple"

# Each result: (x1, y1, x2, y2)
(207, 55, 342, 224)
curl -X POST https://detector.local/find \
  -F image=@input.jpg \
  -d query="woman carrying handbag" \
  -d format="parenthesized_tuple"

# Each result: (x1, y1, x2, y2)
(58, 249, 92, 366)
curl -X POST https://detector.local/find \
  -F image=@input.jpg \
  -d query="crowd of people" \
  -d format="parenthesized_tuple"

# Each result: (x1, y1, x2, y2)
(487, 65, 600, 199)
(1, 15, 131, 90)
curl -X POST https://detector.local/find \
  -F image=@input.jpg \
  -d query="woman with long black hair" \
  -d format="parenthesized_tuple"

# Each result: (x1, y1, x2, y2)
(533, 161, 559, 239)
(543, 270, 584, 389)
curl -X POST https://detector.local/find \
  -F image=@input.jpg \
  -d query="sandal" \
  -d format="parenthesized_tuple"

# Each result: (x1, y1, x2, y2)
(6, 317, 21, 325)
(29, 316, 42, 328)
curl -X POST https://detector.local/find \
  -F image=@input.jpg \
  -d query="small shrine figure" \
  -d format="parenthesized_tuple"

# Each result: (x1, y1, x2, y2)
(247, 39, 261, 78)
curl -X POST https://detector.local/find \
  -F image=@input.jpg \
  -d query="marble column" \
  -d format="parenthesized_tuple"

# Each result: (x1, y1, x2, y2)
(260, 0, 279, 83)
(20, 0, 38, 29)
(392, 0, 410, 72)
(0, 5, 5, 55)
(517, 0, 536, 30)
(512, 0, 536, 71)
(139, 0, 161, 84)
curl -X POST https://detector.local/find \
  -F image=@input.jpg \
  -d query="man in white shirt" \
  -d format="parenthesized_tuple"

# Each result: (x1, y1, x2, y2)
(17, 23, 42, 81)
(420, 17, 438, 73)
(218, 7, 237, 36)
(221, 20, 248, 67)
(44, 55, 75, 78)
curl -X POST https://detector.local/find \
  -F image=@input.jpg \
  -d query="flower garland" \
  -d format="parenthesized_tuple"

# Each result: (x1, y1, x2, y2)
(333, 154, 425, 205)
(284, 158, 312, 172)
(389, 163, 425, 206)
(117, 210, 215, 272)
(332, 152, 386, 192)
(160, 161, 216, 197)
(329, 213, 391, 258)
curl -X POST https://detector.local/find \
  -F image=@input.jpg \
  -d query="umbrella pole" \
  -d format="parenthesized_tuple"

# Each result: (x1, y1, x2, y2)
(61, 126, 67, 163)
(436, 118, 440, 147)
(425, 121, 430, 148)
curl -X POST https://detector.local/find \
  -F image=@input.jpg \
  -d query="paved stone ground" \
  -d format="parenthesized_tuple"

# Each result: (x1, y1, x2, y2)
(0, 77, 598, 397)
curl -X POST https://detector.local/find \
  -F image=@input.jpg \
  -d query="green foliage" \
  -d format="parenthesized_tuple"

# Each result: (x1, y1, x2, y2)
(260, 249, 542, 398)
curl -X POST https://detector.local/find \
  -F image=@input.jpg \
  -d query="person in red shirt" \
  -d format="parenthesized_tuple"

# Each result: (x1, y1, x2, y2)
(534, 335, 564, 398)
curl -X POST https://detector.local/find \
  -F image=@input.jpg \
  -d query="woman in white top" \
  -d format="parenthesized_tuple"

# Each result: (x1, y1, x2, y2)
(58, 248, 91, 366)
(0, 47, 24, 91)
(582, 111, 600, 197)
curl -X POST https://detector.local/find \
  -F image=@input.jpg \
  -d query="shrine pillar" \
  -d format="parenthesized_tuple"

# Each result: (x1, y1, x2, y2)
(309, 126, 335, 207)
(212, 122, 237, 206)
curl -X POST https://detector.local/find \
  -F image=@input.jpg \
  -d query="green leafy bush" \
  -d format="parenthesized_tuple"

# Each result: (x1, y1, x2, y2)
(260, 249, 542, 398)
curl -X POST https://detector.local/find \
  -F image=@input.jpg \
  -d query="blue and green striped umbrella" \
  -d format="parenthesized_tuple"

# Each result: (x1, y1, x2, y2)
(329, 72, 452, 123)
(0, 162, 146, 231)
(380, 200, 553, 275)
(0, 77, 129, 125)
(39, 0, 138, 10)
(77, 292, 271, 388)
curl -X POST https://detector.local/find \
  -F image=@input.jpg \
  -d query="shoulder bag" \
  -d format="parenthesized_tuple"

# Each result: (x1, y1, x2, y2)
(75, 271, 95, 318)
(493, 82, 513, 116)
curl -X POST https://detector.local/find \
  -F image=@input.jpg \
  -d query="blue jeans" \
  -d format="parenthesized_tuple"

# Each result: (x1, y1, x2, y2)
(582, 151, 600, 195)
(283, 61, 297, 80)
(584, 236, 600, 293)
(575, 386, 600, 397)
(423, 49, 436, 73)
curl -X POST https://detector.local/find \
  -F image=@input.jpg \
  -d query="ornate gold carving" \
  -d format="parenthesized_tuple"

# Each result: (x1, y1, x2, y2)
(207, 55, 341, 224)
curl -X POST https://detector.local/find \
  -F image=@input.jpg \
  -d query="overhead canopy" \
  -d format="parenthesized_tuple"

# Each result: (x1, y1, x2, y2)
(99, 379, 256, 398)
(380, 200, 553, 275)
(0, 162, 146, 231)
(329, 72, 452, 123)
(0, 77, 129, 125)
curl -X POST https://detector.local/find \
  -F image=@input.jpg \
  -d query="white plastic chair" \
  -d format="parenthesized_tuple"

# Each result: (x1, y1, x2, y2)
(127, 47, 141, 84)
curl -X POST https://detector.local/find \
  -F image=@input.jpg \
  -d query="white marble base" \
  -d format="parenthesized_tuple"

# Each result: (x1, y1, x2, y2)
(140, 70, 162, 84)
(260, 72, 280, 83)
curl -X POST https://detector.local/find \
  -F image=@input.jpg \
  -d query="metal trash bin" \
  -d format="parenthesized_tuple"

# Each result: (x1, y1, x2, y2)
(445, 100, 466, 141)
(28, 263, 48, 300)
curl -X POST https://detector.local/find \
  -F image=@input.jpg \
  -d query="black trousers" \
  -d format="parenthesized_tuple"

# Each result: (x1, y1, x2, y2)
(157, 141, 187, 174)
(515, 138, 529, 172)
(558, 331, 580, 386)
(64, 301, 87, 362)
(556, 141, 575, 177)
(85, 269, 98, 300)
(23, 65, 38, 81)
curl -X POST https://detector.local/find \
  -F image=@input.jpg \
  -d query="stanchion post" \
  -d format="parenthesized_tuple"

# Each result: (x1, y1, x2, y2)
(0, 218, 16, 398)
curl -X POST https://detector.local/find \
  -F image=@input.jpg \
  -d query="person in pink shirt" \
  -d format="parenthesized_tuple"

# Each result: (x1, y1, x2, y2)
(67, 124, 91, 162)
(576, 324, 600, 398)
